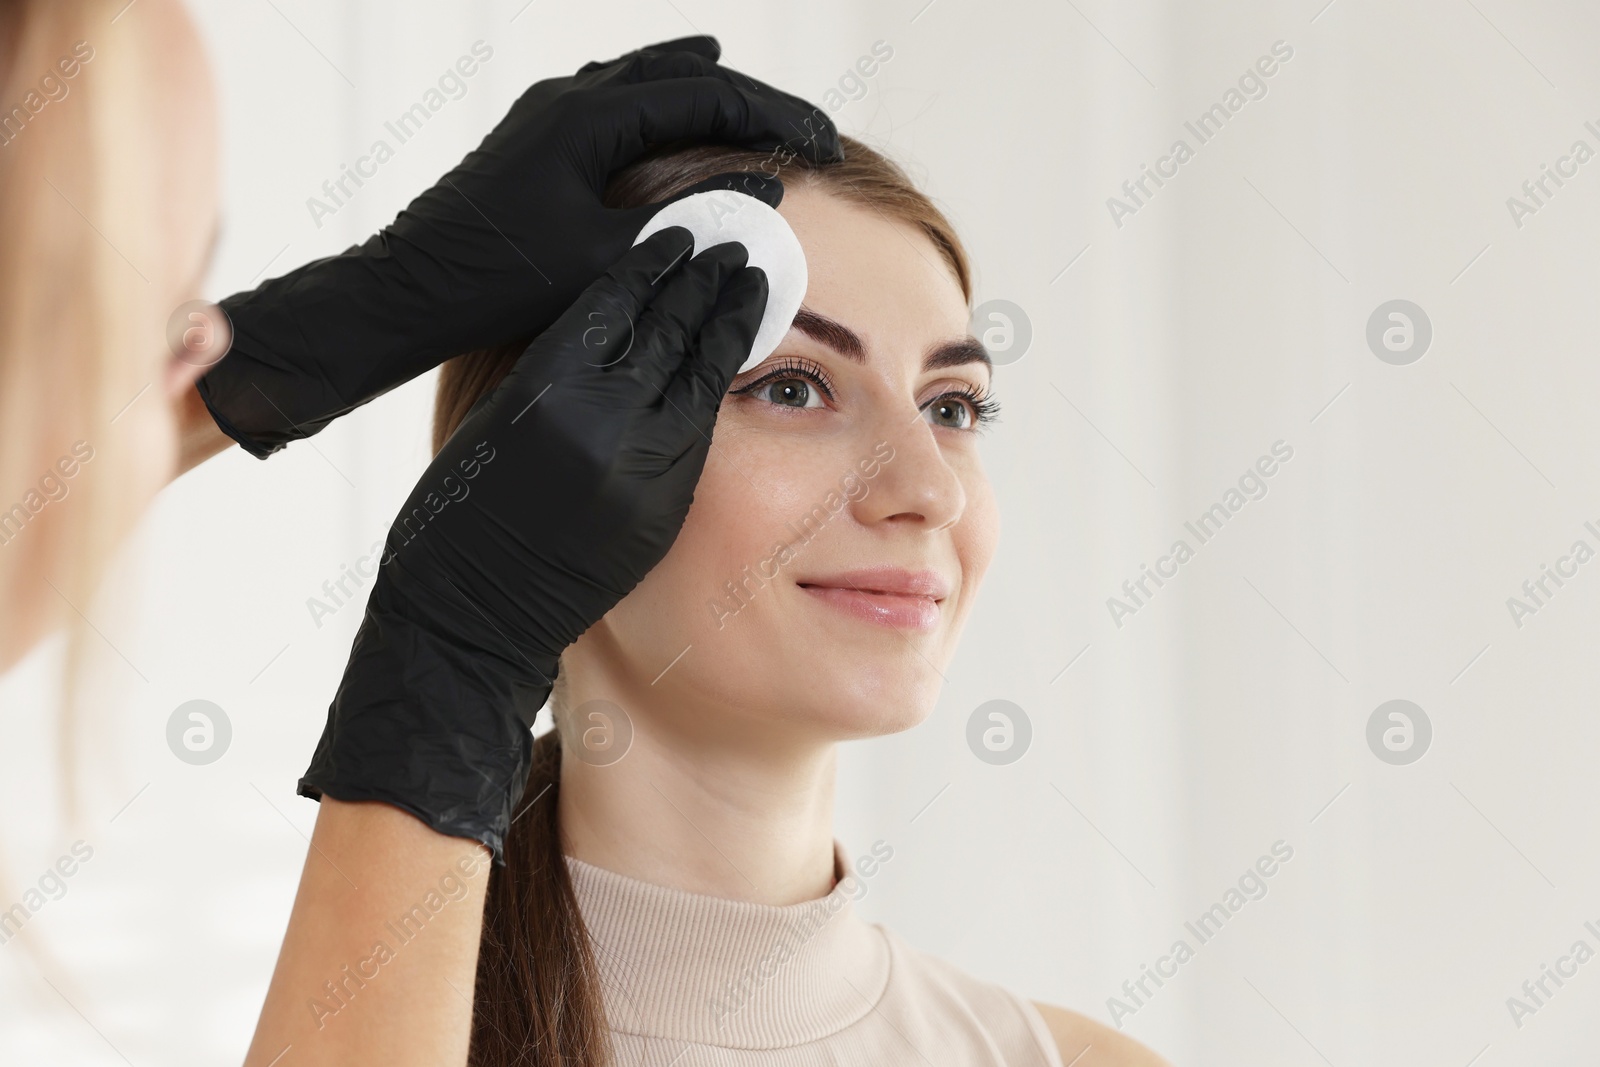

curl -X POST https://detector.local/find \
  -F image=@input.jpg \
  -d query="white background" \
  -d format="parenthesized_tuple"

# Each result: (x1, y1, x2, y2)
(4, 0, 1600, 1063)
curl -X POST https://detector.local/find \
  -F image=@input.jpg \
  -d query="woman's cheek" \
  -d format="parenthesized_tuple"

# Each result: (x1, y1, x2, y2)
(710, 421, 832, 532)
(955, 457, 1000, 593)
(644, 432, 796, 607)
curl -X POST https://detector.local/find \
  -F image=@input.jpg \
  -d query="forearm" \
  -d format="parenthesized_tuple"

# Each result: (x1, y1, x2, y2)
(244, 798, 490, 1067)
(176, 381, 233, 475)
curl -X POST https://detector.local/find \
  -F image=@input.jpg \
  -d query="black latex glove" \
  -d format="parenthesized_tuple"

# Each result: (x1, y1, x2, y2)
(298, 225, 768, 859)
(200, 34, 835, 458)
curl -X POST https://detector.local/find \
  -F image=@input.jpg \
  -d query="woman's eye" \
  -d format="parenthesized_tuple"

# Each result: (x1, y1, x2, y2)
(760, 377, 823, 408)
(923, 396, 973, 429)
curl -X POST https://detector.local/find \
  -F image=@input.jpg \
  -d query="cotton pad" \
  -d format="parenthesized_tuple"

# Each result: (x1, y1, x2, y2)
(632, 189, 808, 374)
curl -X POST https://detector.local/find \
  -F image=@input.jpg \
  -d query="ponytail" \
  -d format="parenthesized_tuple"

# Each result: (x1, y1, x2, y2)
(469, 729, 610, 1064)
(437, 337, 609, 1065)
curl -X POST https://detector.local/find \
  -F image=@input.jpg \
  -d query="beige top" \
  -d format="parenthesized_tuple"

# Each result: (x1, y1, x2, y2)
(565, 841, 1065, 1065)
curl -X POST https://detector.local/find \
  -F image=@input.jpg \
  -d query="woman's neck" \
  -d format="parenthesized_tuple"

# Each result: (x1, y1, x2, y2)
(556, 705, 839, 907)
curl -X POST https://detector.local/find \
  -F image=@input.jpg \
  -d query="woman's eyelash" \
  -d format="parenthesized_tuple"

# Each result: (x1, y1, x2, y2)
(730, 357, 836, 400)
(924, 385, 1002, 430)
(733, 358, 1000, 430)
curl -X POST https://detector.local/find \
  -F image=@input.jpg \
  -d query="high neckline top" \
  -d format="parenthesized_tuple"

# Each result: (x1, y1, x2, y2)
(564, 840, 1064, 1064)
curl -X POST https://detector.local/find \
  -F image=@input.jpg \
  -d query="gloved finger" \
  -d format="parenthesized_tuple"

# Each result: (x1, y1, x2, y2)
(614, 50, 836, 157)
(587, 48, 723, 87)
(657, 265, 769, 456)
(619, 50, 787, 103)
(652, 35, 720, 62)
(560, 225, 698, 372)
(623, 241, 752, 396)
(581, 224, 697, 323)
(583, 46, 787, 98)
(595, 75, 841, 177)
(606, 46, 812, 111)
(577, 35, 720, 75)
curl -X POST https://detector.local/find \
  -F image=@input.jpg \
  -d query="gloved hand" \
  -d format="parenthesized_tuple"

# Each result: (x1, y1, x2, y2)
(298, 225, 768, 859)
(200, 34, 835, 458)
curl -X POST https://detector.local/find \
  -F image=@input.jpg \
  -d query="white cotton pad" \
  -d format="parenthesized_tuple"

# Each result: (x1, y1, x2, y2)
(632, 189, 808, 374)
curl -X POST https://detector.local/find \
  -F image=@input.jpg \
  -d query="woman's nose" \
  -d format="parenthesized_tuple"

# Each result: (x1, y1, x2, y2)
(849, 407, 966, 531)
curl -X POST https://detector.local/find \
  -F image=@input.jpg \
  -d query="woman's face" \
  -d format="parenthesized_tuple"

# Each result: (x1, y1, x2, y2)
(562, 181, 999, 743)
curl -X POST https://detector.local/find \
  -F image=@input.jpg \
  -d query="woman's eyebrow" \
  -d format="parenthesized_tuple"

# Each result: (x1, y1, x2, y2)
(924, 336, 991, 372)
(791, 306, 991, 370)
(792, 306, 865, 361)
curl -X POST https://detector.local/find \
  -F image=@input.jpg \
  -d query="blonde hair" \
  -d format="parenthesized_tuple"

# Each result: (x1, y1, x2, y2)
(0, 0, 168, 785)
(0, 0, 172, 1008)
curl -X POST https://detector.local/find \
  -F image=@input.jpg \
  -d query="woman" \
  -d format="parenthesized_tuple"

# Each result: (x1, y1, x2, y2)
(248, 137, 1170, 1065)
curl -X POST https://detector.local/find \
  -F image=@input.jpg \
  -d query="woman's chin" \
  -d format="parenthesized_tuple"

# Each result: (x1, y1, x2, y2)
(775, 681, 941, 740)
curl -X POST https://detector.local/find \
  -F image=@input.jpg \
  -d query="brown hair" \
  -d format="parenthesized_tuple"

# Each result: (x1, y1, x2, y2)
(455, 135, 972, 1065)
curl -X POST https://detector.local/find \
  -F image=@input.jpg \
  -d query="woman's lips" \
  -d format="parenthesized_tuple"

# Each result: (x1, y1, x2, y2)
(796, 567, 950, 631)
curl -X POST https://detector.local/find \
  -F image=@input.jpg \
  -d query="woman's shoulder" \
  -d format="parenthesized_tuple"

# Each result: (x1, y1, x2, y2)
(871, 925, 1169, 1065)
(1030, 1002, 1173, 1067)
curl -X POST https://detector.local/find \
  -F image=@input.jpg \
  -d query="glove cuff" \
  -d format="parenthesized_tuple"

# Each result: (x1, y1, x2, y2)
(300, 589, 555, 863)
(296, 772, 527, 865)
(195, 371, 279, 459)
